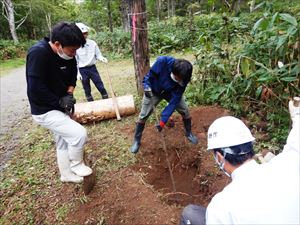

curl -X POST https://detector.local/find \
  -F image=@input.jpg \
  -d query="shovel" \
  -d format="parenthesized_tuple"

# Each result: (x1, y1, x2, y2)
(82, 63, 121, 194)
(152, 101, 176, 192)
(83, 153, 96, 195)
(105, 63, 121, 121)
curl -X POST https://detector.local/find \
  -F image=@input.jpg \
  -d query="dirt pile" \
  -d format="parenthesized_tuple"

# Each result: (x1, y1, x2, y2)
(67, 106, 231, 225)
(133, 106, 231, 207)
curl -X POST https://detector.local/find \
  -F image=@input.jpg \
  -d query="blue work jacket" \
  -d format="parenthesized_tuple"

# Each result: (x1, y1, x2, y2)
(143, 56, 187, 124)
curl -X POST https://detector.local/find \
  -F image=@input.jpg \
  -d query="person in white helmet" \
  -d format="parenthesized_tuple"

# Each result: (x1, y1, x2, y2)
(179, 98, 300, 225)
(75, 22, 109, 101)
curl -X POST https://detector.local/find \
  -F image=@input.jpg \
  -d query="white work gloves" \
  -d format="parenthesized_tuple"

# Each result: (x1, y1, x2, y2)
(77, 71, 82, 80)
(99, 56, 108, 64)
(289, 97, 300, 127)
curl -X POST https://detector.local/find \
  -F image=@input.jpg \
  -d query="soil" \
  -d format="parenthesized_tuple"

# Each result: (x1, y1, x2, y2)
(65, 106, 232, 225)
(1, 65, 233, 224)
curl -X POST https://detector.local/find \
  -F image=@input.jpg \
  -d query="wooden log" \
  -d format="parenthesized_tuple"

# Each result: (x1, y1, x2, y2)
(73, 95, 135, 124)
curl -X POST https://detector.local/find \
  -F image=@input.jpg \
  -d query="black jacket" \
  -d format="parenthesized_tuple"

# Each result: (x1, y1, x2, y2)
(26, 38, 77, 115)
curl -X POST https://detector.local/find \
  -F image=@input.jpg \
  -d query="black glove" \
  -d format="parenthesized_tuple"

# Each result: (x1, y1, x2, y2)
(155, 121, 165, 132)
(144, 88, 153, 99)
(59, 93, 76, 111)
(155, 124, 162, 132)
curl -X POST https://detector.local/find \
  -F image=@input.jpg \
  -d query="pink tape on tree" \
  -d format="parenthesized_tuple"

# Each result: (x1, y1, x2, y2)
(132, 14, 136, 42)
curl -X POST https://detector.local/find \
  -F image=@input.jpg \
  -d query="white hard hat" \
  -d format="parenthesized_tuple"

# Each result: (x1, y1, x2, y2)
(207, 116, 255, 150)
(76, 22, 89, 33)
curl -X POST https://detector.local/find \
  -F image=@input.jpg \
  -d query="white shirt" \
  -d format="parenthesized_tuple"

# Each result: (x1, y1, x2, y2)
(76, 39, 104, 68)
(206, 118, 300, 225)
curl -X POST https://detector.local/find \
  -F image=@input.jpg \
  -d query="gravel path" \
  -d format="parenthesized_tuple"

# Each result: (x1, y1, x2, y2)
(0, 66, 31, 171)
(0, 66, 30, 135)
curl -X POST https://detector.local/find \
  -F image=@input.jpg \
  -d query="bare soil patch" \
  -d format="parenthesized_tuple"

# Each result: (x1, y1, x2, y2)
(65, 106, 231, 225)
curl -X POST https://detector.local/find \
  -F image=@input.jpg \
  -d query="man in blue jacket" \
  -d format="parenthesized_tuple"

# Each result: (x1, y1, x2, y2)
(26, 22, 93, 183)
(130, 56, 198, 154)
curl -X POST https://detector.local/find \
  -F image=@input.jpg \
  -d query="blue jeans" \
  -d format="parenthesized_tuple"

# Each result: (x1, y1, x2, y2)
(79, 65, 108, 100)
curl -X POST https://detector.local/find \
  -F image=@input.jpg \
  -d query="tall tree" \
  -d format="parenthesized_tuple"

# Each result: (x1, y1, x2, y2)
(129, 0, 150, 94)
(2, 0, 19, 43)
(120, 0, 130, 32)
(156, 0, 161, 21)
(107, 0, 113, 32)
(171, 0, 175, 16)
(167, 0, 175, 17)
(249, 0, 255, 12)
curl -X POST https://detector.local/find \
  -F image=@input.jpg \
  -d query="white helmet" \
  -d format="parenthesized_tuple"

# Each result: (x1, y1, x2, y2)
(76, 22, 89, 33)
(207, 116, 255, 150)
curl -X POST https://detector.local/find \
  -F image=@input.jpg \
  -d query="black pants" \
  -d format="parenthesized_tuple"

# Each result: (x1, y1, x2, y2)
(79, 65, 108, 99)
(179, 204, 206, 225)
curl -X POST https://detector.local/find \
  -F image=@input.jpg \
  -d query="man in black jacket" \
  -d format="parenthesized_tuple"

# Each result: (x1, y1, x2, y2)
(26, 22, 92, 183)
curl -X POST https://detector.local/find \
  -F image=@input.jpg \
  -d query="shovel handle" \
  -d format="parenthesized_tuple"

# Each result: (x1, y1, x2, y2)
(105, 64, 121, 121)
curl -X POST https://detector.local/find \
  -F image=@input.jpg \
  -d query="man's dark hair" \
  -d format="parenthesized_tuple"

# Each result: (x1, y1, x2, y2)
(214, 142, 255, 166)
(50, 22, 86, 47)
(172, 59, 193, 85)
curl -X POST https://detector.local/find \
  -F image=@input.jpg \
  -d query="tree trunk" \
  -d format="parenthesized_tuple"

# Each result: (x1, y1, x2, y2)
(156, 0, 160, 22)
(171, 0, 175, 17)
(249, 0, 255, 12)
(120, 0, 130, 32)
(167, 0, 170, 18)
(168, 0, 175, 17)
(129, 0, 150, 95)
(45, 13, 52, 33)
(28, 2, 36, 40)
(230, 0, 237, 12)
(3, 0, 19, 44)
(107, 0, 113, 32)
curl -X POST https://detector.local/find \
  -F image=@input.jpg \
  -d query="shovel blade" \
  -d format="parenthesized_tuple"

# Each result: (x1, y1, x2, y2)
(83, 171, 96, 195)
(82, 154, 96, 195)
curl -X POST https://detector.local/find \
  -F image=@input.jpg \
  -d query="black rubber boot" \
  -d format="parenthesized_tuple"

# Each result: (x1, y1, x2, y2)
(102, 94, 108, 99)
(183, 118, 198, 144)
(101, 89, 109, 99)
(130, 122, 145, 154)
(86, 95, 94, 102)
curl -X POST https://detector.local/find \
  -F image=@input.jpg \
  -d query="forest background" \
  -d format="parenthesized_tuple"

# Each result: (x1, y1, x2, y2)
(1, 0, 300, 147)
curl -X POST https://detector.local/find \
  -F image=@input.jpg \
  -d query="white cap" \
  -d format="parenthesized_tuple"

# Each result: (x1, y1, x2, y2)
(207, 116, 255, 150)
(76, 22, 89, 33)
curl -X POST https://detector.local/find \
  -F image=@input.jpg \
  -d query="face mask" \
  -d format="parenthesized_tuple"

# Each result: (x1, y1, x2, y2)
(170, 73, 184, 86)
(170, 73, 178, 83)
(57, 45, 73, 60)
(213, 152, 231, 177)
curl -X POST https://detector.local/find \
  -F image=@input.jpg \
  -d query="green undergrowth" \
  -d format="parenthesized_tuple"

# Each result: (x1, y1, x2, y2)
(0, 58, 26, 77)
(0, 126, 54, 224)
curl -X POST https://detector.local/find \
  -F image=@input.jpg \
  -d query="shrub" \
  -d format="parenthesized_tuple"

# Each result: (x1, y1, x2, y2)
(186, 11, 299, 146)
(0, 40, 36, 60)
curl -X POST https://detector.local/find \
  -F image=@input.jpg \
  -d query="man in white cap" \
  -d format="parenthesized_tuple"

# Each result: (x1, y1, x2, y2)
(179, 98, 299, 225)
(75, 22, 109, 101)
